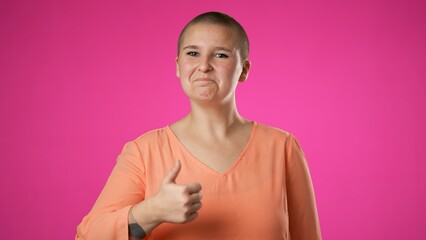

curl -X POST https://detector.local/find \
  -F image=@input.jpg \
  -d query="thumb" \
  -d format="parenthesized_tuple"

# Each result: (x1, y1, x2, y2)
(163, 160, 181, 184)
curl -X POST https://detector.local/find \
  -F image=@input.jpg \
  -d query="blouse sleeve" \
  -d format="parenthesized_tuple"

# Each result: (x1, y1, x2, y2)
(76, 141, 146, 240)
(285, 135, 322, 240)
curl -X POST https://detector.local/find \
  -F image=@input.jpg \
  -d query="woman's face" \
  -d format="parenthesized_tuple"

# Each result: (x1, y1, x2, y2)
(176, 23, 250, 104)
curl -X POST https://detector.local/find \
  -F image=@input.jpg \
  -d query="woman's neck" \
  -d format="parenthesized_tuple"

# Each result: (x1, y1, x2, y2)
(181, 100, 249, 139)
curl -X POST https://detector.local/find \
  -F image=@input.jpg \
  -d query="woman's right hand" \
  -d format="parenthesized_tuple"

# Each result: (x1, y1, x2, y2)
(130, 160, 203, 233)
(152, 160, 203, 223)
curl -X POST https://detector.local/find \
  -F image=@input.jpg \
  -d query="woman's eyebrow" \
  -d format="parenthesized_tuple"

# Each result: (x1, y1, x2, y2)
(182, 45, 232, 52)
(214, 47, 232, 52)
(182, 45, 199, 50)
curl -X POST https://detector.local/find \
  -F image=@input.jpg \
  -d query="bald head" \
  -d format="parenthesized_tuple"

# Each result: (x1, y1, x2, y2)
(177, 12, 249, 62)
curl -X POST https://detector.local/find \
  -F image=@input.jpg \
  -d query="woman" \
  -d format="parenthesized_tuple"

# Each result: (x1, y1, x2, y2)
(76, 12, 322, 240)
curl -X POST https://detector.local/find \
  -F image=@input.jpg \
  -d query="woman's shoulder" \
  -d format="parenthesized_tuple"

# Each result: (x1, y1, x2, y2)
(254, 121, 294, 139)
(253, 122, 302, 151)
(131, 126, 170, 146)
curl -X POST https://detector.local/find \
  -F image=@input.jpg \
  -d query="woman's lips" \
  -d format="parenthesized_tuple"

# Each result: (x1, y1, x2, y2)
(194, 78, 214, 82)
(192, 78, 216, 85)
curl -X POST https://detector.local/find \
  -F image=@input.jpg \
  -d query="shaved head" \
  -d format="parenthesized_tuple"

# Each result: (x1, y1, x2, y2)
(178, 12, 249, 62)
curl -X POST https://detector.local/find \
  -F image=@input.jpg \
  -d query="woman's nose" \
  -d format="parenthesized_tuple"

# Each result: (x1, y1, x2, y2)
(198, 56, 213, 72)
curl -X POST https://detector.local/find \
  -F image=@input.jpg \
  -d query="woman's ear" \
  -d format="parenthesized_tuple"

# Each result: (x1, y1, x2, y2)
(176, 57, 180, 78)
(239, 59, 251, 82)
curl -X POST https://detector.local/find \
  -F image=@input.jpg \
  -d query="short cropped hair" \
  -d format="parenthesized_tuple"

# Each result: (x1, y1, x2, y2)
(177, 12, 249, 61)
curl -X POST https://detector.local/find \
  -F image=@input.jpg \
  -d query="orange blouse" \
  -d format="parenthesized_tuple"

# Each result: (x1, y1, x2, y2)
(76, 122, 322, 239)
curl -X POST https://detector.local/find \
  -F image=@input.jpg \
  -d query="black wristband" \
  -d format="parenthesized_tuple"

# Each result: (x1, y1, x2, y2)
(128, 223, 147, 239)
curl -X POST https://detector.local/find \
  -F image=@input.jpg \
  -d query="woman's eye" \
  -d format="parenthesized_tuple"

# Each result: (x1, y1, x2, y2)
(215, 53, 228, 58)
(187, 52, 199, 57)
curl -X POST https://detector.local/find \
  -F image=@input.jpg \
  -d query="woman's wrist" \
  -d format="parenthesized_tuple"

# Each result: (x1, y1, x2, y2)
(128, 199, 162, 237)
(128, 208, 147, 239)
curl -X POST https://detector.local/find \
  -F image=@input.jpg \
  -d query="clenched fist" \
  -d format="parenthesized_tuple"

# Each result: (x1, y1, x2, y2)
(130, 160, 203, 235)
(153, 160, 203, 223)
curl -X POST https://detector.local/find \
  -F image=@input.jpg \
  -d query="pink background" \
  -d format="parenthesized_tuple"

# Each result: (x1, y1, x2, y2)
(1, 0, 425, 239)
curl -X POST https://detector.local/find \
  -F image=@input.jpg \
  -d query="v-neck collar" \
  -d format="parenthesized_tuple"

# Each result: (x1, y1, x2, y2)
(166, 121, 258, 176)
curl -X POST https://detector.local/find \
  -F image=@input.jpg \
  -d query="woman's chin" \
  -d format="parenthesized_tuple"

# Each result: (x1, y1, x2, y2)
(191, 95, 216, 103)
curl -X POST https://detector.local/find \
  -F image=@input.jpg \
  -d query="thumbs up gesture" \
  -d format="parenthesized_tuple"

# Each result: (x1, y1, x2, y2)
(151, 160, 203, 224)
